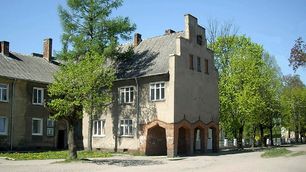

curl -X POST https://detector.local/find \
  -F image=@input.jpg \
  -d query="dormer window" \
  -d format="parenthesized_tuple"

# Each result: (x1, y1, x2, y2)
(197, 35, 203, 45)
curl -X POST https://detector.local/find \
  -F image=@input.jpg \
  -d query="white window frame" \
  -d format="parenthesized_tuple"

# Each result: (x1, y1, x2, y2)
(119, 86, 134, 104)
(119, 119, 133, 136)
(32, 87, 44, 105)
(47, 128, 54, 136)
(47, 119, 54, 127)
(150, 82, 165, 101)
(0, 83, 9, 102)
(32, 118, 43, 136)
(0, 116, 8, 135)
(93, 120, 106, 137)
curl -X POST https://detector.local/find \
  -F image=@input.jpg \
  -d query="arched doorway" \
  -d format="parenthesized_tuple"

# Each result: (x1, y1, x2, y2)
(177, 127, 190, 155)
(194, 127, 204, 153)
(146, 125, 167, 155)
(207, 127, 217, 151)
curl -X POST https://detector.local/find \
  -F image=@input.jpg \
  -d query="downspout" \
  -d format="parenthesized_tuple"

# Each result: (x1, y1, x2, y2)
(10, 79, 16, 151)
(134, 77, 140, 138)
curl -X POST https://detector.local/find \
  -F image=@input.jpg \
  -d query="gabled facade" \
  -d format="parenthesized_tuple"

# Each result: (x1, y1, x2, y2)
(0, 39, 69, 150)
(82, 14, 219, 157)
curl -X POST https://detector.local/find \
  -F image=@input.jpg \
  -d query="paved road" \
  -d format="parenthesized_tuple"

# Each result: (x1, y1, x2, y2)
(1, 144, 306, 172)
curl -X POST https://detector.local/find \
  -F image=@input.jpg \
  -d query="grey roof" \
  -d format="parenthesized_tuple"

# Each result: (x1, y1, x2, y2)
(0, 52, 59, 83)
(117, 32, 184, 79)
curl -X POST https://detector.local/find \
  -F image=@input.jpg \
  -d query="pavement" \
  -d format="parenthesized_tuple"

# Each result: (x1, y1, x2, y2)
(0, 144, 306, 172)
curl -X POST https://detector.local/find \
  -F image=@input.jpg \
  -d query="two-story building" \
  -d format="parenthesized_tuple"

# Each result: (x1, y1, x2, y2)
(0, 39, 68, 150)
(82, 14, 219, 157)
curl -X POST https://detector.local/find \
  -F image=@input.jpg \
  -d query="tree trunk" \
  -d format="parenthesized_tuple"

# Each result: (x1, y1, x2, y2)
(68, 119, 77, 159)
(87, 113, 93, 151)
(237, 126, 244, 149)
(251, 126, 256, 148)
(260, 124, 265, 147)
(269, 125, 273, 146)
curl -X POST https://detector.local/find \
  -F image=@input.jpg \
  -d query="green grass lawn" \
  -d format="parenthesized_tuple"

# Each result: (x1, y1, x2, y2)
(0, 151, 111, 160)
(261, 148, 291, 158)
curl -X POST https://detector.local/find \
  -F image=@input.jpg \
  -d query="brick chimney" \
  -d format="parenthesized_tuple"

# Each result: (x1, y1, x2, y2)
(43, 38, 52, 61)
(0, 41, 10, 56)
(134, 33, 142, 47)
(165, 29, 176, 35)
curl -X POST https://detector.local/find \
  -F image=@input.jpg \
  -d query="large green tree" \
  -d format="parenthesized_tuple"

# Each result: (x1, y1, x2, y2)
(281, 75, 306, 143)
(211, 35, 265, 148)
(48, 0, 135, 159)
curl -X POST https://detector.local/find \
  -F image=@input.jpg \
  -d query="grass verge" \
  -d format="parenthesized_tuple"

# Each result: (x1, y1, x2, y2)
(261, 148, 291, 158)
(0, 151, 111, 160)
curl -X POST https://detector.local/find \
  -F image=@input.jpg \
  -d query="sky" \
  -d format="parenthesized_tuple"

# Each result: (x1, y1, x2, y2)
(0, 0, 305, 83)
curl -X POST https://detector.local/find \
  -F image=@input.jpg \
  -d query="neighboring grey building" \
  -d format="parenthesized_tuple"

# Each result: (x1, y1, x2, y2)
(82, 14, 219, 157)
(0, 39, 68, 150)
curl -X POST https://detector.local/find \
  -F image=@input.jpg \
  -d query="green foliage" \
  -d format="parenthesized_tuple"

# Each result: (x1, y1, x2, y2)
(58, 0, 136, 61)
(211, 35, 265, 140)
(48, 52, 114, 121)
(48, 0, 136, 159)
(281, 75, 306, 136)
(261, 148, 291, 158)
(0, 151, 111, 160)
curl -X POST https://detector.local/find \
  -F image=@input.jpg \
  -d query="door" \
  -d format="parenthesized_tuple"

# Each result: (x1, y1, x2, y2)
(57, 130, 65, 149)
(207, 128, 213, 150)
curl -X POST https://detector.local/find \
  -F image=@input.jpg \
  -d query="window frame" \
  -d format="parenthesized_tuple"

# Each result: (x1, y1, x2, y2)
(189, 55, 194, 70)
(119, 119, 133, 137)
(32, 87, 44, 105)
(119, 86, 135, 104)
(204, 59, 209, 74)
(0, 83, 9, 102)
(93, 119, 106, 137)
(32, 118, 43, 136)
(149, 82, 165, 101)
(0, 116, 8, 135)
(197, 57, 201, 72)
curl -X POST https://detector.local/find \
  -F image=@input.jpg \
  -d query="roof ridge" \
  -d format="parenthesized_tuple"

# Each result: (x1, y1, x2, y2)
(120, 31, 184, 46)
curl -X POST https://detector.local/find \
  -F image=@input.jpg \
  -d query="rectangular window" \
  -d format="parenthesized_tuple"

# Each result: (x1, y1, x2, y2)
(119, 86, 134, 104)
(150, 82, 165, 101)
(33, 87, 44, 105)
(47, 128, 54, 136)
(47, 119, 54, 127)
(93, 120, 105, 136)
(0, 84, 8, 102)
(32, 118, 43, 136)
(0, 117, 8, 135)
(197, 35, 203, 45)
(120, 119, 133, 136)
(205, 59, 209, 74)
(189, 55, 194, 70)
(197, 57, 201, 72)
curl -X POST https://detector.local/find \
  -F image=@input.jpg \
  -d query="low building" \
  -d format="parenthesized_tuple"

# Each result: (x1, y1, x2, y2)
(0, 39, 68, 150)
(82, 14, 219, 157)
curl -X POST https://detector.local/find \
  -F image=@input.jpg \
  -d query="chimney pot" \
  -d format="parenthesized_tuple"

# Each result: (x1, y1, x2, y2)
(43, 38, 52, 62)
(134, 33, 142, 47)
(165, 29, 176, 35)
(0, 41, 10, 56)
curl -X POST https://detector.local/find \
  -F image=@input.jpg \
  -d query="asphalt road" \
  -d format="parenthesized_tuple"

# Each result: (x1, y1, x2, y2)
(1, 144, 306, 172)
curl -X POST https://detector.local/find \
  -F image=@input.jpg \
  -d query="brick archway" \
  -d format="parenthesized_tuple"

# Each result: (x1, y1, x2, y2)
(177, 126, 191, 155)
(193, 127, 205, 153)
(207, 122, 219, 152)
(145, 125, 167, 155)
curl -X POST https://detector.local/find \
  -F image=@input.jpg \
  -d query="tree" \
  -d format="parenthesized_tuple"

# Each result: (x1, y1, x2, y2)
(48, 0, 135, 159)
(289, 37, 306, 71)
(281, 75, 306, 143)
(211, 35, 265, 148)
(258, 53, 283, 146)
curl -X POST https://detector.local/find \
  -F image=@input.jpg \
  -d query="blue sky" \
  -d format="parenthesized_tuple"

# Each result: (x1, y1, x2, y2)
(1, 0, 305, 83)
